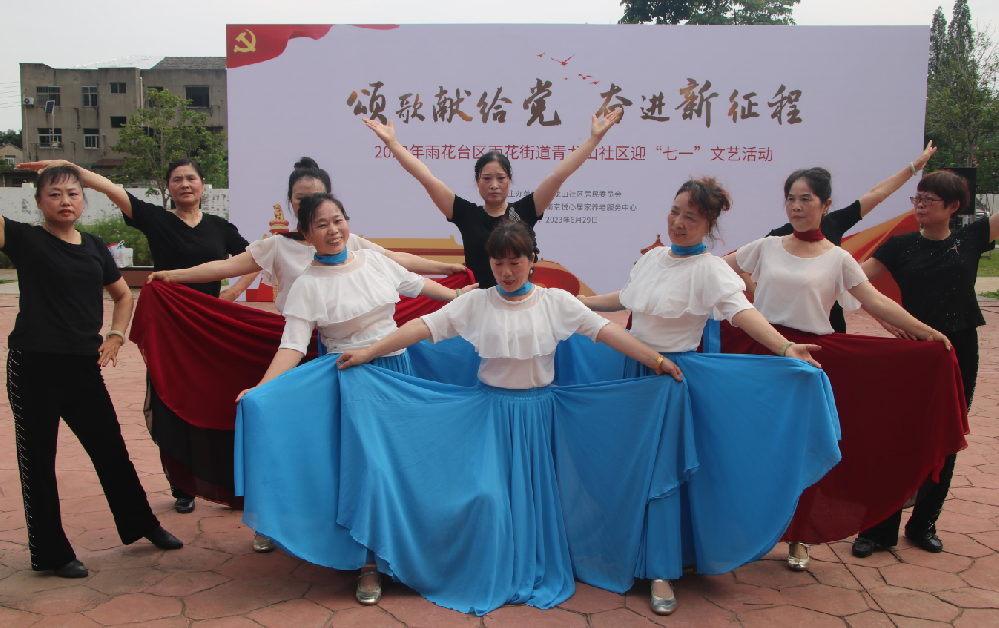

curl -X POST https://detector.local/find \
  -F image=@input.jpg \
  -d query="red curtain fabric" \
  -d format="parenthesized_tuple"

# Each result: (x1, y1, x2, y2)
(719, 321, 969, 543)
(130, 271, 475, 431)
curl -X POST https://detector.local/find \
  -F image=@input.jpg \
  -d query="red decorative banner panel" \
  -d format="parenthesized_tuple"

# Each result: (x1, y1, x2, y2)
(227, 25, 333, 69)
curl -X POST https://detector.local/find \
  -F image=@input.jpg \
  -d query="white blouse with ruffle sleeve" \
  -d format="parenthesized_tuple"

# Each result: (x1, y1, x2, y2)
(619, 249, 753, 353)
(421, 286, 610, 389)
(735, 236, 866, 336)
(279, 249, 424, 355)
(248, 233, 386, 314)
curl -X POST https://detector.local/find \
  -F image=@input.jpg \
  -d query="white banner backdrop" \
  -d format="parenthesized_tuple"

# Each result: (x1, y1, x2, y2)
(228, 24, 929, 295)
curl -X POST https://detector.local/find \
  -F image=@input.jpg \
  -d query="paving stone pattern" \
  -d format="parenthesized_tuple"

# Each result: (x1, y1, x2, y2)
(1, 295, 998, 627)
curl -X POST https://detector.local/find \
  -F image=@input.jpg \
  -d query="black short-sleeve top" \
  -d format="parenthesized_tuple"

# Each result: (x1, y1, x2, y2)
(448, 194, 541, 289)
(3, 219, 122, 354)
(873, 218, 992, 335)
(122, 192, 249, 297)
(768, 201, 864, 333)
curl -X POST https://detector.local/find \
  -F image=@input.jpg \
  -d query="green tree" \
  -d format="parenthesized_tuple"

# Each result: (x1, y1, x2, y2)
(619, 0, 799, 25)
(925, 2, 999, 193)
(0, 129, 21, 149)
(110, 88, 228, 207)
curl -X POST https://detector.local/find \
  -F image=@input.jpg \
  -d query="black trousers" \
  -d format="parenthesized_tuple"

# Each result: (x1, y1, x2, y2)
(858, 328, 978, 546)
(8, 350, 159, 570)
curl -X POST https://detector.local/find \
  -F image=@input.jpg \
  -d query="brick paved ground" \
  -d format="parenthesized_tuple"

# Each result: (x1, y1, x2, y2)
(1, 293, 998, 627)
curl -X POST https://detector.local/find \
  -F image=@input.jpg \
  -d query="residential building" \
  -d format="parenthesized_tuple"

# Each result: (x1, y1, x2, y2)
(19, 57, 226, 179)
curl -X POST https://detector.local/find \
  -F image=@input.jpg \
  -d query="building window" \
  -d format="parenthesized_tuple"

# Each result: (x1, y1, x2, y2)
(206, 126, 224, 135)
(36, 86, 60, 107)
(110, 82, 126, 94)
(83, 86, 98, 107)
(84, 129, 99, 149)
(110, 116, 126, 128)
(2, 156, 14, 167)
(37, 128, 63, 148)
(185, 85, 210, 108)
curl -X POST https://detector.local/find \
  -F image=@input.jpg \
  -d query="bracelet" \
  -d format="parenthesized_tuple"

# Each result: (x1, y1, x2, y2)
(455, 288, 462, 298)
(653, 355, 664, 371)
(910, 162, 917, 175)
(106, 330, 125, 343)
(779, 341, 795, 357)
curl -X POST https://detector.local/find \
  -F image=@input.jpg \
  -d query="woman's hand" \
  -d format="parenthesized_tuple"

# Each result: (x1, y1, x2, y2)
(146, 271, 175, 284)
(913, 140, 938, 172)
(363, 118, 397, 145)
(923, 329, 953, 351)
(236, 387, 254, 402)
(875, 317, 915, 340)
(445, 263, 467, 275)
(97, 335, 124, 367)
(785, 343, 823, 368)
(590, 108, 623, 140)
(337, 348, 374, 370)
(17, 160, 73, 172)
(459, 283, 479, 294)
(654, 356, 684, 382)
(219, 286, 241, 302)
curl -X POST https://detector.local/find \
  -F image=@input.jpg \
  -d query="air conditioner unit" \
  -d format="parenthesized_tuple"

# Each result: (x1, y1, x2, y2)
(22, 97, 34, 106)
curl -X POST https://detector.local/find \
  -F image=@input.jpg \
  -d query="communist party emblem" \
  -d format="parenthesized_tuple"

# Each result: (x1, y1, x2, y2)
(233, 29, 256, 53)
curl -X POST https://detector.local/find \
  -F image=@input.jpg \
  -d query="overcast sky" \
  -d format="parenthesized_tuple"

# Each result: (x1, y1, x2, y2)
(2, 0, 997, 132)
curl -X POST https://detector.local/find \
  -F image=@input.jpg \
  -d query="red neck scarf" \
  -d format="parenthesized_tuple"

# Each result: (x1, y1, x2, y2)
(793, 228, 826, 243)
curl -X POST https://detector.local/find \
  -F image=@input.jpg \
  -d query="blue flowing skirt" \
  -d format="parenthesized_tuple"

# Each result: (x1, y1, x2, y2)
(238, 348, 695, 614)
(554, 333, 841, 579)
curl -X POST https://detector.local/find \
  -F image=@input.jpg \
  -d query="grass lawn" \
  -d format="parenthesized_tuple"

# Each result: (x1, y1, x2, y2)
(980, 252, 999, 276)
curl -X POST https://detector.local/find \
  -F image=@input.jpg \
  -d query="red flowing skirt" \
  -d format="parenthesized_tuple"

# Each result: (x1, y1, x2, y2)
(719, 321, 969, 543)
(130, 274, 475, 505)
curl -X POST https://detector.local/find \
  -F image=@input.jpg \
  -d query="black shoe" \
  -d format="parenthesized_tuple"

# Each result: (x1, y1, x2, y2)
(54, 559, 88, 578)
(905, 529, 944, 553)
(852, 537, 877, 558)
(146, 526, 183, 550)
(174, 496, 195, 513)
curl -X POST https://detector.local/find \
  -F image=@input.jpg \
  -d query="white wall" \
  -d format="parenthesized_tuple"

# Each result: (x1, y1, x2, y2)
(0, 184, 229, 225)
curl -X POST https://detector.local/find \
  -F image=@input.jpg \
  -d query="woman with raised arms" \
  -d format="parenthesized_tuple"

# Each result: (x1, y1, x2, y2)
(853, 170, 994, 557)
(3, 164, 183, 579)
(563, 177, 841, 615)
(234, 192, 470, 605)
(720, 167, 968, 572)
(16, 158, 256, 517)
(363, 109, 622, 287)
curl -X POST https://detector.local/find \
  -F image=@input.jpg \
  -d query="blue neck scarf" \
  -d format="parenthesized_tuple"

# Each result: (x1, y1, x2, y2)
(497, 282, 533, 297)
(314, 250, 349, 265)
(670, 243, 706, 256)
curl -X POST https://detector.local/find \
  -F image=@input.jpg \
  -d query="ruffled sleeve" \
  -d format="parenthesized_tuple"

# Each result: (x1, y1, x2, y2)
(620, 250, 748, 319)
(548, 289, 610, 341)
(735, 237, 772, 280)
(278, 277, 317, 353)
(280, 253, 402, 326)
(367, 251, 425, 298)
(349, 234, 387, 255)
(247, 237, 279, 286)
(836, 252, 867, 312)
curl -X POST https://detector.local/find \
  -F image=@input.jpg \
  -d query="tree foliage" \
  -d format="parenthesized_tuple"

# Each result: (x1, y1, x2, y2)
(619, 0, 799, 25)
(110, 88, 228, 207)
(925, 1, 999, 192)
(0, 129, 21, 149)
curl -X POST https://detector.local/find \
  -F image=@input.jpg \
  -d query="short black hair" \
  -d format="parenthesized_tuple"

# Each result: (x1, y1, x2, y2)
(486, 219, 536, 262)
(35, 165, 83, 197)
(288, 156, 332, 202)
(784, 167, 832, 204)
(166, 158, 205, 182)
(474, 151, 512, 182)
(297, 193, 349, 233)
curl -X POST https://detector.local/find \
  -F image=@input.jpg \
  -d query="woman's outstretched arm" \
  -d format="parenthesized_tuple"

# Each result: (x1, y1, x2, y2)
(363, 118, 457, 218)
(19, 160, 133, 218)
(146, 251, 262, 285)
(858, 141, 938, 216)
(849, 281, 951, 349)
(532, 109, 623, 214)
(596, 323, 683, 381)
(337, 318, 433, 369)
